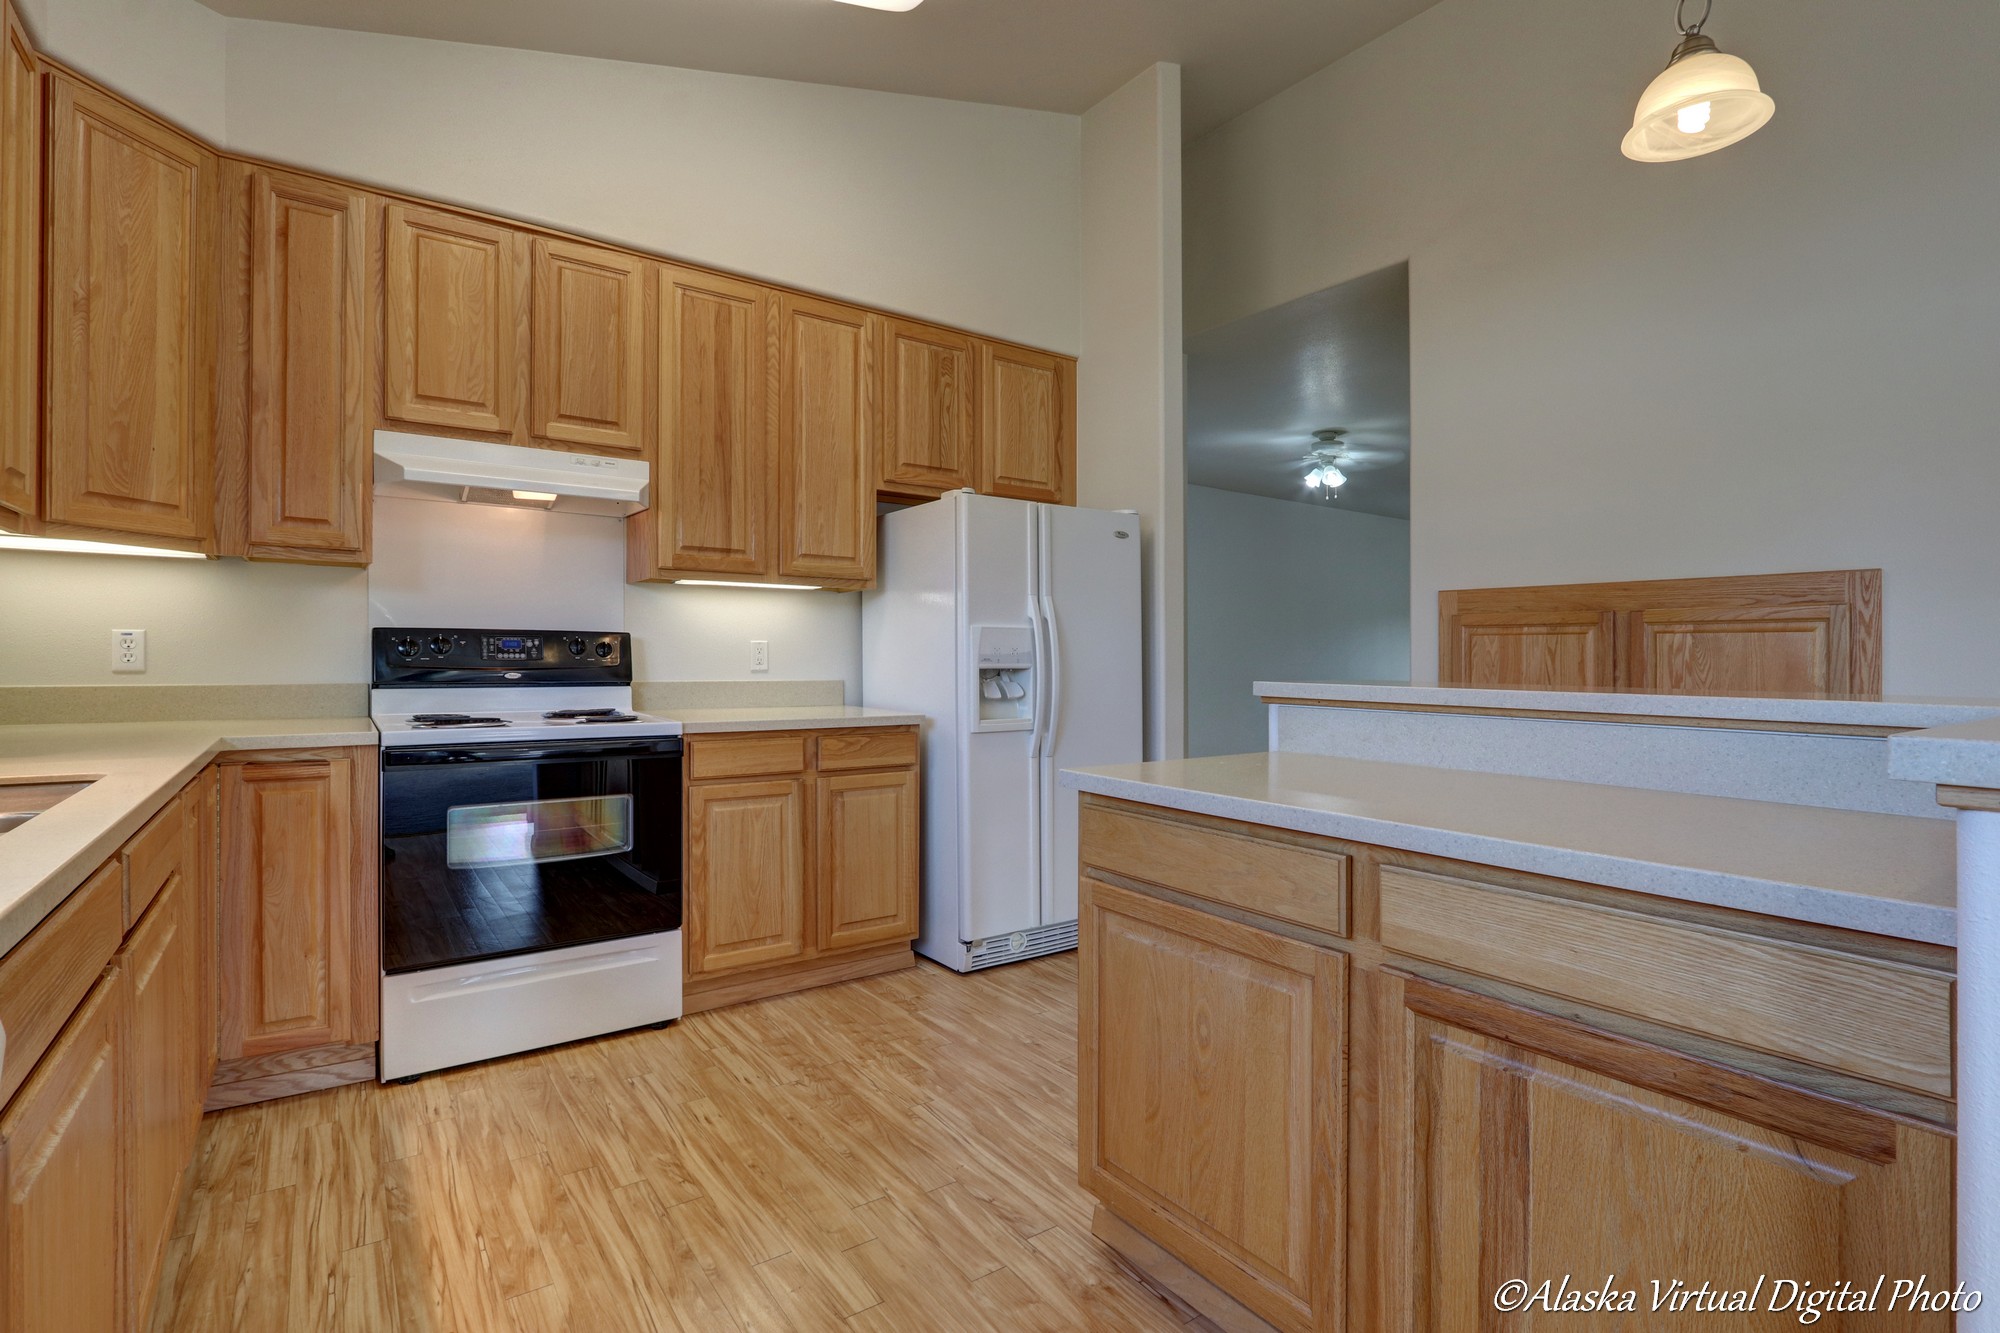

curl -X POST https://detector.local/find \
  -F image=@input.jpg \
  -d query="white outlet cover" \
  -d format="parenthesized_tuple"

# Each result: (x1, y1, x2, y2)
(750, 639, 770, 673)
(112, 628, 146, 673)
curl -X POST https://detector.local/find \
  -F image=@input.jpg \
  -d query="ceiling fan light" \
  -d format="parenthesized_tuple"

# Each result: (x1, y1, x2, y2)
(1622, 43, 1773, 162)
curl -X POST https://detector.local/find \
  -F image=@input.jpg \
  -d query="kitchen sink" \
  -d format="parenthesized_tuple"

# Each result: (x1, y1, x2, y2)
(0, 780, 94, 835)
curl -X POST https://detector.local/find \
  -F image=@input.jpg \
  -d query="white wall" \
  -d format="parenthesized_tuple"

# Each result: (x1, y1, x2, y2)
(625, 586, 861, 703)
(0, 551, 369, 684)
(222, 21, 1082, 354)
(13, 0, 225, 139)
(1185, 0, 2000, 695)
(1185, 486, 1409, 757)
(1080, 63, 1186, 759)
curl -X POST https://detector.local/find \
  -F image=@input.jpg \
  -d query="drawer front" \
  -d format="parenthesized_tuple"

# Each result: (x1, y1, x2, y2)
(1080, 801, 1349, 938)
(686, 733, 808, 781)
(1378, 865, 1954, 1098)
(814, 729, 919, 773)
(122, 791, 185, 926)
(0, 860, 124, 1108)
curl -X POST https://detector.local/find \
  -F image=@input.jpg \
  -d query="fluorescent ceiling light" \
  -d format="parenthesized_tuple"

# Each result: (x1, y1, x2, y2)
(674, 579, 824, 592)
(832, 0, 924, 9)
(0, 533, 206, 559)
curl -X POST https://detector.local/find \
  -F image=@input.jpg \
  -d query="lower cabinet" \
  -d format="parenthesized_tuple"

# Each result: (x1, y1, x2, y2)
(682, 727, 921, 1010)
(1384, 973, 1956, 1331)
(1079, 876, 1344, 1333)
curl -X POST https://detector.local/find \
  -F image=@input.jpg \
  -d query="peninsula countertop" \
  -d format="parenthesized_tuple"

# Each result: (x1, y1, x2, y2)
(1062, 750, 1956, 947)
(0, 718, 377, 958)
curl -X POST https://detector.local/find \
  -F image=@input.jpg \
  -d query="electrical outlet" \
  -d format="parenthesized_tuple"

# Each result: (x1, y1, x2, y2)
(112, 628, 147, 673)
(750, 640, 770, 673)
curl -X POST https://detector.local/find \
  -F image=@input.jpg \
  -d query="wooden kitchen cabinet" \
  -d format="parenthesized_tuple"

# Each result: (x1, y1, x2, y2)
(240, 166, 372, 562)
(879, 318, 977, 498)
(382, 202, 526, 437)
(979, 340, 1074, 505)
(216, 750, 377, 1065)
(817, 767, 919, 952)
(530, 236, 648, 454)
(43, 73, 217, 547)
(121, 873, 207, 1333)
(630, 264, 772, 580)
(685, 777, 810, 975)
(1382, 973, 1954, 1330)
(776, 292, 877, 586)
(0, 971, 125, 1333)
(1079, 876, 1344, 1333)
(0, 0, 37, 532)
(682, 727, 921, 1011)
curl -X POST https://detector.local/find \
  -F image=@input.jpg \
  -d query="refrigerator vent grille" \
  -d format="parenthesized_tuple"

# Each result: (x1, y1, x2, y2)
(965, 920, 1079, 971)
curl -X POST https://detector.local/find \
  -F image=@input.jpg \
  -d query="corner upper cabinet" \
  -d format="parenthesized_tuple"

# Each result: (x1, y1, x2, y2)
(776, 293, 877, 586)
(529, 237, 648, 454)
(979, 341, 1074, 505)
(44, 74, 216, 547)
(878, 318, 976, 498)
(630, 264, 771, 581)
(0, 0, 38, 533)
(381, 202, 526, 437)
(241, 167, 371, 563)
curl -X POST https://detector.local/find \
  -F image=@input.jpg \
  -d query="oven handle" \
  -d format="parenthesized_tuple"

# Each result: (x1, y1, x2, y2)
(383, 739, 683, 766)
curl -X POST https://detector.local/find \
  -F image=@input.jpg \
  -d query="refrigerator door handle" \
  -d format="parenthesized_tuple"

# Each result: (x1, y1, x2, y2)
(1039, 517, 1063, 756)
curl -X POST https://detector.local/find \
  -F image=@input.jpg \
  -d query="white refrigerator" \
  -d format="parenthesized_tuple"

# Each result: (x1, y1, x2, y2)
(862, 492, 1143, 972)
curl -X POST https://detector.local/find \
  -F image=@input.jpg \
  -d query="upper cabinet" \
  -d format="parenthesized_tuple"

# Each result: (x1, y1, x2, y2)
(631, 264, 771, 580)
(879, 319, 977, 498)
(44, 74, 216, 547)
(381, 203, 526, 437)
(776, 293, 877, 586)
(979, 341, 1074, 505)
(239, 166, 371, 563)
(0, 2, 37, 533)
(529, 237, 648, 454)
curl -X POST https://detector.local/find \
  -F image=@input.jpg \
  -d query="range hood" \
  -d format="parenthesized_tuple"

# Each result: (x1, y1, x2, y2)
(373, 430, 649, 517)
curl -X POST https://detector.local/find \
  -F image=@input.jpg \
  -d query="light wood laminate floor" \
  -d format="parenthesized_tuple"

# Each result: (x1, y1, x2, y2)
(148, 954, 1202, 1332)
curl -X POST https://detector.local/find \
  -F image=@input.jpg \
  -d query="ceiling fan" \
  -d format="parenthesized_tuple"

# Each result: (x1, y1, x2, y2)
(1297, 428, 1351, 497)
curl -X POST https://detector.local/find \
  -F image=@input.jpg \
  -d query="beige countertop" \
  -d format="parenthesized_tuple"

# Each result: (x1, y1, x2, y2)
(0, 718, 377, 957)
(658, 705, 926, 734)
(1062, 751, 1956, 947)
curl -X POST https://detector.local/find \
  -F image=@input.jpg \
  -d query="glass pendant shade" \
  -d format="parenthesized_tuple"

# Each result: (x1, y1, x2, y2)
(1622, 46, 1774, 162)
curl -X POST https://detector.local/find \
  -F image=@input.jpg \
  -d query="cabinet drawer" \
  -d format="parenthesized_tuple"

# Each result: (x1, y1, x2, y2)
(814, 729, 918, 773)
(1378, 865, 1954, 1098)
(122, 792, 185, 926)
(1080, 801, 1349, 938)
(0, 860, 123, 1108)
(687, 733, 808, 781)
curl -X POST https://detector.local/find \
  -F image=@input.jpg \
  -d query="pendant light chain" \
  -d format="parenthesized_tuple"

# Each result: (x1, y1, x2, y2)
(1676, 0, 1714, 36)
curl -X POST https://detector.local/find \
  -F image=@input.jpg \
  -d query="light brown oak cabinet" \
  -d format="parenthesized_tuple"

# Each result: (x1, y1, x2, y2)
(776, 293, 878, 585)
(1077, 795, 1957, 1333)
(381, 202, 526, 437)
(529, 236, 649, 454)
(979, 340, 1073, 505)
(682, 727, 920, 1011)
(43, 72, 217, 549)
(879, 318, 978, 499)
(0, 0, 37, 533)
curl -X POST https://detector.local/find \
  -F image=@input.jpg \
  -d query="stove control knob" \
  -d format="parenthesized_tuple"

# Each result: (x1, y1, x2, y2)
(593, 640, 615, 660)
(426, 635, 453, 657)
(392, 636, 420, 659)
(566, 637, 588, 658)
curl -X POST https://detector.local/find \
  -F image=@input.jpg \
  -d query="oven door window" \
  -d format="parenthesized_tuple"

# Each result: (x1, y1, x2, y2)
(445, 794, 634, 868)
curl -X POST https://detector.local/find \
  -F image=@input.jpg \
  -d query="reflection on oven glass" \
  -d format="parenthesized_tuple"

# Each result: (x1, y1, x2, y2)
(445, 795, 634, 868)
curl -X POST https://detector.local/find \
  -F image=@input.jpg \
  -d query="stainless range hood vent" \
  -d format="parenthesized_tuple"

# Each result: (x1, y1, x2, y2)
(373, 430, 649, 517)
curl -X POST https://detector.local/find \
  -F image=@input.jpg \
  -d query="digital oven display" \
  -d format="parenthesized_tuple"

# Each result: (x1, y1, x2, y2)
(482, 635, 542, 661)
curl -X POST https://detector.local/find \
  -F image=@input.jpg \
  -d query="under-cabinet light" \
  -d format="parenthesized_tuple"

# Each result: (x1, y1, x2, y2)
(0, 533, 206, 559)
(674, 580, 825, 592)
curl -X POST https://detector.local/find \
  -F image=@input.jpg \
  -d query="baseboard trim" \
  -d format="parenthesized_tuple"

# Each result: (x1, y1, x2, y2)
(205, 1042, 377, 1110)
(684, 944, 915, 1015)
(1091, 1206, 1277, 1333)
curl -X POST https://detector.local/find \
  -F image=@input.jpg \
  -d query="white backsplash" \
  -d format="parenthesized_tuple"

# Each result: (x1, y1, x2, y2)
(367, 494, 626, 630)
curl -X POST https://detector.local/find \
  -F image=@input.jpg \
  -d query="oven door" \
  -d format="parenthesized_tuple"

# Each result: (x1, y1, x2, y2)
(380, 736, 682, 975)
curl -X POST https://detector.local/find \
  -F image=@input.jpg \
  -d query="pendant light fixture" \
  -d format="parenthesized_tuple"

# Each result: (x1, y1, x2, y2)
(1621, 0, 1774, 162)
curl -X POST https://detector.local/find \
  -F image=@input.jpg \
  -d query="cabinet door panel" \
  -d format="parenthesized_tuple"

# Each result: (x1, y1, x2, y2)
(218, 756, 361, 1058)
(246, 168, 370, 560)
(1080, 878, 1343, 1333)
(122, 873, 205, 1332)
(638, 265, 770, 577)
(879, 319, 975, 496)
(979, 342, 1072, 505)
(382, 203, 523, 435)
(816, 768, 917, 953)
(686, 778, 807, 975)
(1450, 609, 1616, 690)
(44, 75, 214, 542)
(1632, 604, 1847, 697)
(0, 5, 37, 530)
(1385, 974, 1954, 1331)
(0, 973, 123, 1333)
(777, 294, 875, 583)
(530, 237, 647, 453)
